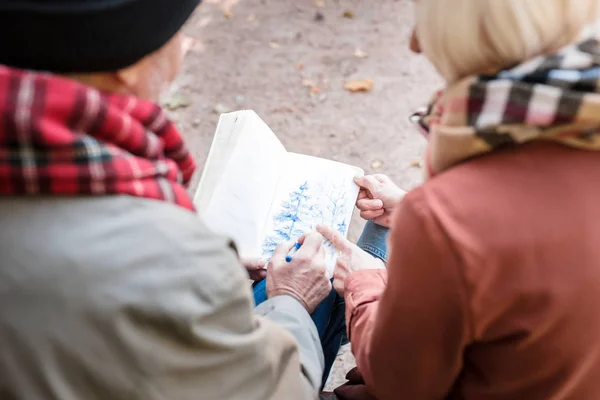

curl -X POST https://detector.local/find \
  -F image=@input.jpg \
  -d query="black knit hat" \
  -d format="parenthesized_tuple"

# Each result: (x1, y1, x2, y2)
(0, 0, 201, 73)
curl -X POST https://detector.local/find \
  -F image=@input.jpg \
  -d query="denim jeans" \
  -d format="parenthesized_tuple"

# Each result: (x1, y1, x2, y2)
(357, 220, 389, 262)
(252, 221, 389, 387)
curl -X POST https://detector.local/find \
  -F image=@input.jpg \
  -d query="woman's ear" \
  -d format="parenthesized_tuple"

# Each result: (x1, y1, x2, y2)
(410, 28, 421, 54)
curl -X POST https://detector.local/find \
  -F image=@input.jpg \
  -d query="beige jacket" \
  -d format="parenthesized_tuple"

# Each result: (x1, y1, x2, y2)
(0, 196, 323, 400)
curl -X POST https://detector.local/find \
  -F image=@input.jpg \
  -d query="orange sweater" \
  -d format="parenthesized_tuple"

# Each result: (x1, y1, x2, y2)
(346, 143, 600, 399)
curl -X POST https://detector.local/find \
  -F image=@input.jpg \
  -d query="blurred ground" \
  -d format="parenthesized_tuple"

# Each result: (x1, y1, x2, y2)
(168, 0, 441, 390)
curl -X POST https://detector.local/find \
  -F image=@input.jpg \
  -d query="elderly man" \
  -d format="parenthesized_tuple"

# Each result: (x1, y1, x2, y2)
(0, 1, 333, 399)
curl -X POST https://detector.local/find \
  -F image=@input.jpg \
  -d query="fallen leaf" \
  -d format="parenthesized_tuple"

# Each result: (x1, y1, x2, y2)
(162, 93, 192, 111)
(342, 10, 355, 18)
(353, 48, 368, 58)
(213, 103, 231, 114)
(410, 160, 422, 168)
(269, 41, 281, 49)
(314, 0, 325, 7)
(344, 79, 374, 92)
(371, 160, 384, 169)
(224, 9, 233, 18)
(302, 79, 321, 93)
(271, 106, 296, 113)
(314, 11, 325, 22)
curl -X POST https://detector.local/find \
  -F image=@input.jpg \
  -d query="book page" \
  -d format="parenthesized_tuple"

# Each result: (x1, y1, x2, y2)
(261, 153, 364, 274)
(197, 111, 287, 258)
(194, 112, 244, 212)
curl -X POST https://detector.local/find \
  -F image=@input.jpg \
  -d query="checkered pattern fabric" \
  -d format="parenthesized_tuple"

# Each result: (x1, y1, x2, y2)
(0, 66, 196, 211)
(417, 29, 600, 178)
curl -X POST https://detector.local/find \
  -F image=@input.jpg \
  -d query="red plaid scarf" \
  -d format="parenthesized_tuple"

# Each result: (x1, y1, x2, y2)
(0, 66, 196, 211)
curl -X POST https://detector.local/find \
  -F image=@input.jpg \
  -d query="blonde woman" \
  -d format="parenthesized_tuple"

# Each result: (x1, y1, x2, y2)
(322, 0, 600, 399)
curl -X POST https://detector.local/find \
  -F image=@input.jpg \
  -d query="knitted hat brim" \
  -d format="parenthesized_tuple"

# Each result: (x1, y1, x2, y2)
(0, 0, 201, 73)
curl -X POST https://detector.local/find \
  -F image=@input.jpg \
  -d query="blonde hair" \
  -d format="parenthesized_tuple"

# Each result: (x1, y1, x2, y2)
(416, 0, 600, 82)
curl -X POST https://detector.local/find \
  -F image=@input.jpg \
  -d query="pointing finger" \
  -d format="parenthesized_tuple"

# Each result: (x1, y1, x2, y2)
(317, 224, 352, 252)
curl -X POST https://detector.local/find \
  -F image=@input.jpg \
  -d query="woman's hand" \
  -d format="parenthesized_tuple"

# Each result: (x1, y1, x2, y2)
(240, 258, 267, 282)
(267, 232, 332, 313)
(317, 225, 385, 297)
(354, 175, 406, 228)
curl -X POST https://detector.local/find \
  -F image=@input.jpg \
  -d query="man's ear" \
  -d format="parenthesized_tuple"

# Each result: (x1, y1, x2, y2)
(115, 63, 142, 90)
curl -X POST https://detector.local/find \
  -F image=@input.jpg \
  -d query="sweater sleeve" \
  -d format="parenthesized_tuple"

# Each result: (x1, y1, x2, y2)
(345, 189, 472, 399)
(255, 295, 324, 393)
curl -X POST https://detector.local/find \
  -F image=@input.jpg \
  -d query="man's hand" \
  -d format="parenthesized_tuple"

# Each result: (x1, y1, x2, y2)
(267, 232, 332, 313)
(240, 258, 267, 282)
(317, 224, 385, 297)
(354, 174, 406, 228)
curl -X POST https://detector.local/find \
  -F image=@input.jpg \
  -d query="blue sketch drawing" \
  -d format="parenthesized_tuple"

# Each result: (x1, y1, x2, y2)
(262, 182, 315, 256)
(327, 188, 348, 236)
(262, 181, 350, 260)
(322, 188, 348, 255)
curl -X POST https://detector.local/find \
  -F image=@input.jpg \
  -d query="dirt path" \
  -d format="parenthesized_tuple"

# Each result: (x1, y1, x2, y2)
(168, 0, 441, 389)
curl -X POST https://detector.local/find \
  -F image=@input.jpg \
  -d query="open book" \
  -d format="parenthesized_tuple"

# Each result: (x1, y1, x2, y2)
(194, 110, 364, 273)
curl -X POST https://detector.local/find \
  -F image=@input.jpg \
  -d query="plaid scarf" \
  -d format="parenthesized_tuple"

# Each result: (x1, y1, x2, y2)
(0, 66, 196, 211)
(416, 29, 600, 179)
